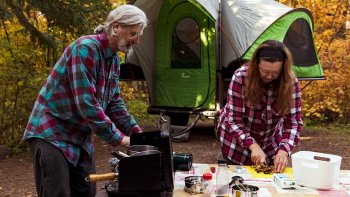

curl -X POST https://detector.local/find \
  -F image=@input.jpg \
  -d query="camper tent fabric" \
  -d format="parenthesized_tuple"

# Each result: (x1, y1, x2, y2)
(221, 0, 323, 78)
(153, 1, 216, 109)
(128, 0, 324, 108)
(127, 0, 161, 104)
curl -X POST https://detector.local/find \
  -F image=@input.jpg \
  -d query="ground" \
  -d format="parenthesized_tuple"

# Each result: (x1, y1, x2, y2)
(0, 122, 349, 197)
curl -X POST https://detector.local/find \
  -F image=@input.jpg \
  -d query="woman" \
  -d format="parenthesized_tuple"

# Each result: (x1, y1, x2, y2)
(217, 40, 302, 173)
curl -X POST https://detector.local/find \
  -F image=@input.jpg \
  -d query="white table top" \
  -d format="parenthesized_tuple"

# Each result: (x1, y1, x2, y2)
(173, 163, 350, 197)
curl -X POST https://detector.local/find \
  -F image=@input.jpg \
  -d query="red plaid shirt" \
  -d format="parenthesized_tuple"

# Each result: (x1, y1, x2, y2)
(217, 65, 302, 165)
(23, 32, 141, 165)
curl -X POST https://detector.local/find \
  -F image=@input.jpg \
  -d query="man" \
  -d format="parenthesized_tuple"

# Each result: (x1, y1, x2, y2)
(217, 40, 303, 173)
(23, 5, 147, 197)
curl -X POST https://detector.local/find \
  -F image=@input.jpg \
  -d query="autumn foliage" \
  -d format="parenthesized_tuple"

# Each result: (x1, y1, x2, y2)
(279, 0, 350, 123)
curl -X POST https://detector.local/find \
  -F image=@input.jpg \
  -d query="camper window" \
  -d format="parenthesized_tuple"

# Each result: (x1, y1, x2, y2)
(171, 17, 201, 69)
(283, 19, 318, 67)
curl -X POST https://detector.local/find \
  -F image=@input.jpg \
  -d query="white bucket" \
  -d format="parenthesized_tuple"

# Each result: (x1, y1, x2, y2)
(291, 151, 342, 189)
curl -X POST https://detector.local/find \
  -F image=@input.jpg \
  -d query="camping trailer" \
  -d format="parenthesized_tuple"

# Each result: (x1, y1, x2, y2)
(124, 0, 324, 141)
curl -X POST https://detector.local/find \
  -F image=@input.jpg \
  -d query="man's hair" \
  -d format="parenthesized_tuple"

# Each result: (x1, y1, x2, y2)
(94, 4, 148, 35)
(244, 40, 295, 116)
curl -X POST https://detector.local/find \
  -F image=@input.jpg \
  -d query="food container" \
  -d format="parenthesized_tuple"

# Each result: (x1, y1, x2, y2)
(231, 184, 259, 197)
(184, 176, 205, 194)
(229, 176, 259, 197)
(291, 151, 342, 189)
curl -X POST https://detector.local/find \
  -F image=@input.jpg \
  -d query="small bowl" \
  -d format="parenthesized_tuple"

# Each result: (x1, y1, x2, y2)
(184, 176, 203, 188)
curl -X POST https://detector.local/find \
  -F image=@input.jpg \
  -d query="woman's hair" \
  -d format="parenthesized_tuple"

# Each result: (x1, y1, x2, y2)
(94, 4, 148, 35)
(244, 40, 295, 116)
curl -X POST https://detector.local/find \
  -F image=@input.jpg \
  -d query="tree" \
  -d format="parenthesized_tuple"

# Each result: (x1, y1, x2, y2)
(279, 0, 350, 123)
(1, 0, 112, 62)
(0, 0, 126, 147)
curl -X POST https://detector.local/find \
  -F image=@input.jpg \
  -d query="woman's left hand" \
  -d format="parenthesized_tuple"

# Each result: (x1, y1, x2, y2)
(274, 150, 289, 173)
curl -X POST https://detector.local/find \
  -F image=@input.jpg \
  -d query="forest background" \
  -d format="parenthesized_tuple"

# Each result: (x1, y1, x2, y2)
(0, 0, 349, 153)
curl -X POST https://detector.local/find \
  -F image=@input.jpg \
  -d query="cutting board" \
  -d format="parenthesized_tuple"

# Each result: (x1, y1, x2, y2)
(246, 166, 294, 178)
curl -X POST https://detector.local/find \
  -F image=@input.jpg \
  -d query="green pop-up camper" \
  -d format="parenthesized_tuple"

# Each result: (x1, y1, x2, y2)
(125, 0, 324, 141)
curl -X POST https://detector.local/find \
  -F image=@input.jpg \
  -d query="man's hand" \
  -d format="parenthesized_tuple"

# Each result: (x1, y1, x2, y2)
(249, 143, 266, 165)
(274, 150, 289, 173)
(120, 136, 130, 148)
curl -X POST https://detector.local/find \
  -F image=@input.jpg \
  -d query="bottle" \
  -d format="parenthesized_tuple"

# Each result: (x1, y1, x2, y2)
(216, 160, 229, 196)
(202, 172, 212, 196)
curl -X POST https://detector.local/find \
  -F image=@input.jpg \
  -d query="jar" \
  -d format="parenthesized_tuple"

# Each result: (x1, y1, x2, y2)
(202, 172, 212, 196)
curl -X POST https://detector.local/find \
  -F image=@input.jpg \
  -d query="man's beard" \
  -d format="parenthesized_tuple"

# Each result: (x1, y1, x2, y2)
(117, 38, 132, 53)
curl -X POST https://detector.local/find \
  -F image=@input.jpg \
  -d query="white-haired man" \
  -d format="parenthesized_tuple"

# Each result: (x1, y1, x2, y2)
(23, 5, 147, 197)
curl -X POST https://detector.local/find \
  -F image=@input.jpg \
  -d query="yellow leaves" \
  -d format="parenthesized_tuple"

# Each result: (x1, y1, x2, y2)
(311, 12, 350, 124)
(330, 5, 338, 9)
(302, 78, 348, 121)
(313, 113, 322, 118)
(118, 52, 125, 64)
(278, 0, 290, 6)
(341, 6, 348, 12)
(120, 81, 149, 102)
(321, 29, 334, 38)
(17, 81, 24, 87)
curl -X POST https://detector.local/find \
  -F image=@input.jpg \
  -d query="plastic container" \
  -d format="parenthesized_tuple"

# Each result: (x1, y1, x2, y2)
(291, 151, 342, 189)
(202, 173, 212, 196)
(216, 160, 229, 196)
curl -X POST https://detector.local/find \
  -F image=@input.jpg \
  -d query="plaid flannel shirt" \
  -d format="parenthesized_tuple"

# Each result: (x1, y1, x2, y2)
(217, 65, 302, 165)
(23, 32, 141, 165)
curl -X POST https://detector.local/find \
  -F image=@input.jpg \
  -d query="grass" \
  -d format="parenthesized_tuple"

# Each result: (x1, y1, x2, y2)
(303, 119, 350, 135)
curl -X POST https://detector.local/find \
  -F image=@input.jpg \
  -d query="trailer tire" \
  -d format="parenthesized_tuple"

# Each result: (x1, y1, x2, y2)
(169, 113, 189, 126)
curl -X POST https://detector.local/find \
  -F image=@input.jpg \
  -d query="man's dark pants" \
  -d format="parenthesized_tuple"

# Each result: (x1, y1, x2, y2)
(29, 138, 96, 197)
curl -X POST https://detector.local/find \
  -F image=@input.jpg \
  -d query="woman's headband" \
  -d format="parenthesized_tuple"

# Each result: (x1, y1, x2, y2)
(259, 48, 284, 59)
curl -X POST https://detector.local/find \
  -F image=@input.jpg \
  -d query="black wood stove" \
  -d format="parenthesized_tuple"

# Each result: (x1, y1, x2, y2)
(105, 130, 174, 197)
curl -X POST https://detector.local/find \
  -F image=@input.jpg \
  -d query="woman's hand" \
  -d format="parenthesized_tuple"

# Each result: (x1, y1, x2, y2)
(274, 150, 289, 172)
(249, 143, 267, 165)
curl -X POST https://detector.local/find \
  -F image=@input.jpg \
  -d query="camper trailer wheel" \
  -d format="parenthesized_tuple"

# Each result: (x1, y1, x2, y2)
(171, 113, 201, 142)
(169, 113, 189, 126)
(171, 126, 191, 142)
(169, 113, 190, 142)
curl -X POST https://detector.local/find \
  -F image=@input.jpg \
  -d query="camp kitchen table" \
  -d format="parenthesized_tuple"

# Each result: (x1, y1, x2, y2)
(173, 163, 350, 197)
(96, 163, 350, 197)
